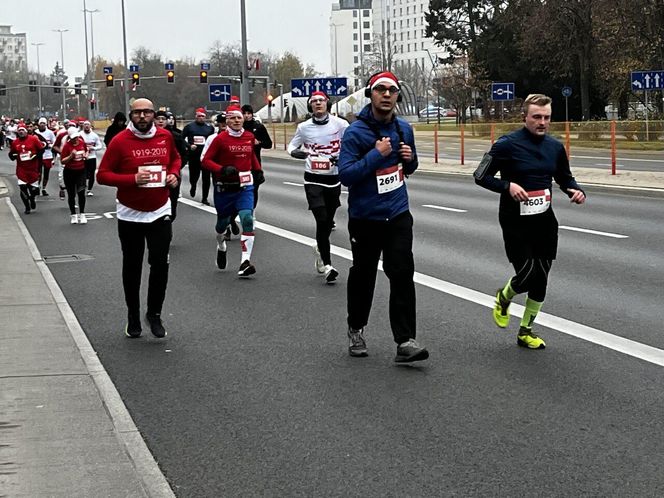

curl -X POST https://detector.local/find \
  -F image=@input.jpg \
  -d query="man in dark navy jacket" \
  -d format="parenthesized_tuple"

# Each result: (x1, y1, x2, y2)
(338, 71, 429, 364)
(475, 93, 585, 350)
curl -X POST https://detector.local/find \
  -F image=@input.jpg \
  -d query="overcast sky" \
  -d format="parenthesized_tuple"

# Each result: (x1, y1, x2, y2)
(5, 0, 333, 78)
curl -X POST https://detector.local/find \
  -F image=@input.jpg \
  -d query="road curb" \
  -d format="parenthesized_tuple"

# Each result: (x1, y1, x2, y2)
(5, 197, 175, 498)
(0, 177, 9, 198)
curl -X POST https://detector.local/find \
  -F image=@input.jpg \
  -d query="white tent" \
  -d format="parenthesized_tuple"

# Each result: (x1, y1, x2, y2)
(256, 88, 371, 123)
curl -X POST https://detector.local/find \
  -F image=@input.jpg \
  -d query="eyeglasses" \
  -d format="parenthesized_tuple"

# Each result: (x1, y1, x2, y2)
(310, 98, 327, 105)
(373, 85, 400, 95)
(131, 109, 155, 116)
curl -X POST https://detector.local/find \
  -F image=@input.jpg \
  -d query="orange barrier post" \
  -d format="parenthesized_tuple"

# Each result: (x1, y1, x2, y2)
(490, 123, 495, 145)
(565, 121, 571, 159)
(283, 124, 287, 151)
(460, 123, 465, 165)
(434, 124, 439, 163)
(611, 120, 617, 175)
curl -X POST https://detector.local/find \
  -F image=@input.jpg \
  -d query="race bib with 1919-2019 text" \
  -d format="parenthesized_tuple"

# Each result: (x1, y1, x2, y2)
(138, 165, 166, 188)
(375, 165, 404, 194)
(520, 188, 551, 216)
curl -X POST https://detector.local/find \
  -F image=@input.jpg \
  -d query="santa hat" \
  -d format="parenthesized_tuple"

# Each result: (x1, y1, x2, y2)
(195, 107, 206, 117)
(367, 71, 400, 91)
(225, 105, 243, 118)
(67, 127, 81, 139)
(38, 117, 47, 125)
(308, 91, 329, 103)
(229, 95, 240, 104)
(17, 122, 27, 131)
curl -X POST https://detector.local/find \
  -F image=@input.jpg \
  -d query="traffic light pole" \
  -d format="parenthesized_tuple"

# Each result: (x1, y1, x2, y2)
(121, 0, 130, 117)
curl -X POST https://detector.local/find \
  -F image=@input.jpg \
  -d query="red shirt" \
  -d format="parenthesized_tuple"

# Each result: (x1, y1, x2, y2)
(97, 127, 181, 212)
(60, 139, 88, 171)
(201, 129, 261, 183)
(11, 135, 44, 184)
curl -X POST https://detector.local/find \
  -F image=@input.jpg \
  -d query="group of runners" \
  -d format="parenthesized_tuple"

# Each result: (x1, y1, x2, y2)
(9, 69, 585, 364)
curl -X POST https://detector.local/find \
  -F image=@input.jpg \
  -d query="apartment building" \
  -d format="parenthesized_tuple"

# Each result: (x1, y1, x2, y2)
(0, 25, 27, 71)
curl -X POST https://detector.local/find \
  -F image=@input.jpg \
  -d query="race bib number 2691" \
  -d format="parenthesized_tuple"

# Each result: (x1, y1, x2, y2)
(375, 165, 404, 194)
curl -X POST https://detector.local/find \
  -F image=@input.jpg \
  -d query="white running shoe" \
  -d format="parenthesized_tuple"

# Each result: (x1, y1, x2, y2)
(324, 265, 339, 284)
(86, 190, 93, 197)
(70, 214, 78, 224)
(79, 213, 88, 224)
(313, 245, 325, 274)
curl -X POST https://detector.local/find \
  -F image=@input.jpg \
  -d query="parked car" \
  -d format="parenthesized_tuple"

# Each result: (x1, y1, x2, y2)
(444, 109, 457, 117)
(419, 106, 446, 118)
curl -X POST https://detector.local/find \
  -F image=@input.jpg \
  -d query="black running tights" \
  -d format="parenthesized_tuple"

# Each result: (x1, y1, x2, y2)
(312, 205, 338, 266)
(19, 184, 38, 211)
(63, 168, 86, 215)
(509, 257, 552, 302)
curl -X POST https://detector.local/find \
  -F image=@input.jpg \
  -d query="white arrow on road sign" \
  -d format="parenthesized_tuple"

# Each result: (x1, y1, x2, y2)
(304, 81, 311, 94)
(326, 81, 332, 91)
(632, 80, 642, 89)
(292, 87, 302, 96)
(314, 81, 321, 92)
(337, 86, 346, 95)
(495, 88, 513, 97)
(645, 74, 651, 88)
(656, 74, 661, 88)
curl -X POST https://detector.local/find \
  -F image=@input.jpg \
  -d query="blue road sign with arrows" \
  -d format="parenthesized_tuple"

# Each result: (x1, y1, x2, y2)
(491, 82, 515, 101)
(291, 77, 348, 97)
(209, 84, 231, 103)
(103, 66, 113, 75)
(631, 70, 664, 91)
(164, 62, 174, 71)
(201, 63, 211, 71)
(129, 64, 139, 72)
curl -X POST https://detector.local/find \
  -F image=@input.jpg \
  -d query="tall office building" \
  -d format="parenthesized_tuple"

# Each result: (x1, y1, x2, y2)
(330, 1, 374, 89)
(0, 26, 27, 71)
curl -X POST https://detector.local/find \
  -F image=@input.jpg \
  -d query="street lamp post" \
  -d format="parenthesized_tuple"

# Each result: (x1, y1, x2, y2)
(331, 23, 343, 76)
(84, 7, 101, 119)
(240, 0, 250, 105)
(121, 0, 130, 117)
(31, 42, 45, 117)
(53, 29, 68, 120)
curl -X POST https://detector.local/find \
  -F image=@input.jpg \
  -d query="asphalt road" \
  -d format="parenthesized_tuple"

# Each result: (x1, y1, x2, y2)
(4, 154, 664, 497)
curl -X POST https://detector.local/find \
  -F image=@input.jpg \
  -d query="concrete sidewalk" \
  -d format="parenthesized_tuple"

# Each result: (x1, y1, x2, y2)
(263, 149, 664, 191)
(0, 180, 173, 497)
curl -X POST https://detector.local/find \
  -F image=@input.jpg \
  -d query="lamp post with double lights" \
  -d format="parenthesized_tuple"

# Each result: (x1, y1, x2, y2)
(31, 42, 45, 117)
(84, 6, 101, 118)
(53, 28, 68, 120)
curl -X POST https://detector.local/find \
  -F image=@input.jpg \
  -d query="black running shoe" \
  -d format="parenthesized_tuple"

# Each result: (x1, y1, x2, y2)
(42, 189, 49, 196)
(201, 198, 210, 206)
(230, 219, 240, 235)
(395, 339, 429, 363)
(145, 312, 167, 338)
(189, 186, 196, 197)
(216, 245, 227, 270)
(24, 207, 31, 214)
(125, 313, 142, 338)
(324, 265, 339, 284)
(238, 260, 256, 277)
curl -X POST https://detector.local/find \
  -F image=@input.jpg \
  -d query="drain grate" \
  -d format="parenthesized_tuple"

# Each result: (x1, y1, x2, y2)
(43, 254, 95, 264)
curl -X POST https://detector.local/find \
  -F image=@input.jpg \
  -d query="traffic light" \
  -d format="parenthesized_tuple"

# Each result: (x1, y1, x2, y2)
(105, 74, 114, 87)
(53, 81, 61, 94)
(166, 70, 175, 84)
(199, 70, 208, 84)
(74, 83, 81, 95)
(0, 84, 6, 96)
(132, 72, 140, 87)
(29, 80, 37, 92)
(266, 94, 274, 107)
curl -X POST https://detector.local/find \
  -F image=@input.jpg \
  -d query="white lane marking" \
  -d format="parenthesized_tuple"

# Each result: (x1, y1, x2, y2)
(179, 197, 664, 368)
(560, 225, 629, 239)
(5, 198, 175, 496)
(283, 181, 303, 187)
(422, 204, 467, 213)
(574, 154, 664, 163)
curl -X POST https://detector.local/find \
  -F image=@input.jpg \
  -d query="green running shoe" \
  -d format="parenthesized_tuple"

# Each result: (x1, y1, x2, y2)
(517, 327, 546, 349)
(493, 289, 511, 328)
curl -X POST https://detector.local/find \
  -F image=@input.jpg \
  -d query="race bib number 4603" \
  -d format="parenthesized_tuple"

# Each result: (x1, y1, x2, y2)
(138, 165, 166, 188)
(520, 188, 551, 216)
(375, 165, 404, 194)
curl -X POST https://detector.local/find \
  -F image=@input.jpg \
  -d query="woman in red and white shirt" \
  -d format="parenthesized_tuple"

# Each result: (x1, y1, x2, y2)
(60, 127, 89, 224)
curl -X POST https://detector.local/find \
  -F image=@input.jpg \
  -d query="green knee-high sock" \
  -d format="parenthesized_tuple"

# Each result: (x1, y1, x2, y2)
(520, 298, 543, 329)
(501, 279, 517, 301)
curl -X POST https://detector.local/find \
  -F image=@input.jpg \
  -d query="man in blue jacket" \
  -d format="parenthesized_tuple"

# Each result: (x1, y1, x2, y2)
(338, 71, 429, 363)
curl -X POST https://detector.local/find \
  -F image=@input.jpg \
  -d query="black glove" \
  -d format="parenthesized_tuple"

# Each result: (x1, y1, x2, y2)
(8, 152, 17, 161)
(220, 165, 238, 180)
(290, 149, 308, 160)
(252, 169, 265, 186)
(217, 165, 241, 193)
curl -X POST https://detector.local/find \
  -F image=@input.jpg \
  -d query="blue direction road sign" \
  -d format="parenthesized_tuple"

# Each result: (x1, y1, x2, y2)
(201, 62, 211, 71)
(209, 84, 231, 103)
(631, 70, 664, 91)
(491, 82, 515, 101)
(562, 86, 573, 98)
(164, 62, 174, 71)
(291, 77, 348, 97)
(129, 64, 139, 72)
(103, 66, 113, 75)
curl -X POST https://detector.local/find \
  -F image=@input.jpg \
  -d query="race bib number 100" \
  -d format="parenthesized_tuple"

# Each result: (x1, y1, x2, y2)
(138, 165, 166, 188)
(375, 165, 404, 194)
(520, 188, 551, 216)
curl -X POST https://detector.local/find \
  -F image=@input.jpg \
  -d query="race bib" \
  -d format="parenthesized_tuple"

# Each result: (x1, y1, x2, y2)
(375, 165, 404, 194)
(138, 165, 166, 188)
(239, 171, 254, 187)
(193, 136, 206, 145)
(311, 158, 331, 171)
(520, 189, 551, 216)
(74, 150, 85, 160)
(19, 152, 32, 161)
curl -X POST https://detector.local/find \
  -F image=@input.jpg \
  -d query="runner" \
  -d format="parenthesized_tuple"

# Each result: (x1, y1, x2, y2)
(287, 91, 348, 284)
(60, 127, 89, 224)
(80, 121, 103, 196)
(338, 71, 429, 363)
(155, 110, 187, 221)
(52, 120, 76, 200)
(242, 104, 272, 208)
(35, 118, 56, 196)
(201, 104, 262, 277)
(97, 98, 181, 338)
(182, 107, 214, 205)
(9, 122, 44, 214)
(104, 112, 127, 147)
(5, 119, 17, 149)
(476, 94, 586, 349)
